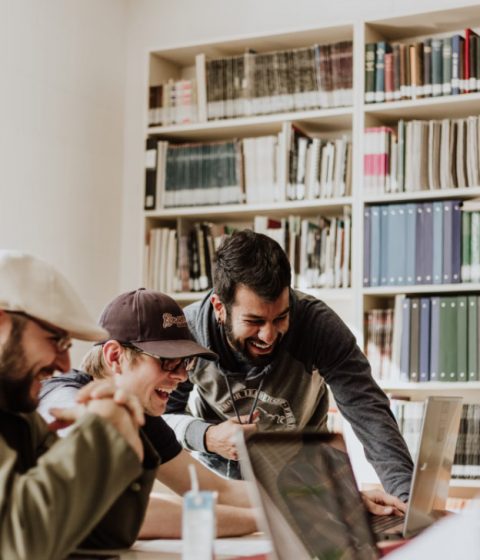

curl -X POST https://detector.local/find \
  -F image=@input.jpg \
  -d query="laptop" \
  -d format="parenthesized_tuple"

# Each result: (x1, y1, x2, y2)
(237, 396, 462, 560)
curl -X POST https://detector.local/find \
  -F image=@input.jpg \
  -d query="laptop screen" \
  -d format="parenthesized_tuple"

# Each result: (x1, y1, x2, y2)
(240, 432, 378, 560)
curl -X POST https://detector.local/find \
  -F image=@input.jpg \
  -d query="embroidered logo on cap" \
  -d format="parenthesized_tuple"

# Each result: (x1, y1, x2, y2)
(163, 313, 187, 328)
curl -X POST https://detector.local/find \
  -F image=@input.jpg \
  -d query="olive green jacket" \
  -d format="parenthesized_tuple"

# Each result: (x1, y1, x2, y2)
(0, 408, 158, 560)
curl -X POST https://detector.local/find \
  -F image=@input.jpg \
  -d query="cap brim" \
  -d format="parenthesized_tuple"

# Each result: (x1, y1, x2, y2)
(133, 339, 217, 361)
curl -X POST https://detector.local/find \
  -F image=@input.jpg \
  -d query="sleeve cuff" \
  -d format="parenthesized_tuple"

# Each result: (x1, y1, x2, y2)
(184, 419, 213, 452)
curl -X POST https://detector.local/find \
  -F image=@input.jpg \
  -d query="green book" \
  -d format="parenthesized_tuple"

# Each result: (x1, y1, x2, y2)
(467, 295, 478, 381)
(365, 43, 376, 103)
(457, 296, 468, 382)
(438, 296, 458, 381)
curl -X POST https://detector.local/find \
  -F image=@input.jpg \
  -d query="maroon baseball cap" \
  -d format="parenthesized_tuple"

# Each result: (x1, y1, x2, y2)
(98, 289, 217, 360)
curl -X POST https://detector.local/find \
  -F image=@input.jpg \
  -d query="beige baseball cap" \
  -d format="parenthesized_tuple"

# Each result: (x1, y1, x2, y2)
(0, 250, 108, 341)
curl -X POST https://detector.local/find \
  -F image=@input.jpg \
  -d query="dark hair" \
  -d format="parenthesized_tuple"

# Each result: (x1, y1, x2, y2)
(213, 229, 291, 307)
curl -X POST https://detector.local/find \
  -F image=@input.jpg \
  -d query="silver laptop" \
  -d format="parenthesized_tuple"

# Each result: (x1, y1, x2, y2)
(237, 396, 462, 559)
(373, 395, 463, 539)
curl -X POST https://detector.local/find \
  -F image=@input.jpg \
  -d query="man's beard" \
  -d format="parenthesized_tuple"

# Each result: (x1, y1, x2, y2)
(0, 318, 37, 413)
(223, 311, 282, 367)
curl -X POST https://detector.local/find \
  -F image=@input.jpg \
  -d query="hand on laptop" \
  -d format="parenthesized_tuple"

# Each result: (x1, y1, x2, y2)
(205, 414, 259, 460)
(361, 489, 407, 516)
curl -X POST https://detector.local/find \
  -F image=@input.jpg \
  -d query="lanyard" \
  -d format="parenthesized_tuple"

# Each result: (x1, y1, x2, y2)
(225, 374, 266, 424)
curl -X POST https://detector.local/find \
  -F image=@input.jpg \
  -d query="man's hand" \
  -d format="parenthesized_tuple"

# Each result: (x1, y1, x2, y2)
(361, 489, 407, 516)
(76, 379, 145, 426)
(205, 415, 258, 460)
(48, 383, 145, 462)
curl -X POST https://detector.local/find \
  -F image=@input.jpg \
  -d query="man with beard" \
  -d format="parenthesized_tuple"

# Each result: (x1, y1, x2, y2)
(0, 250, 158, 560)
(164, 230, 414, 505)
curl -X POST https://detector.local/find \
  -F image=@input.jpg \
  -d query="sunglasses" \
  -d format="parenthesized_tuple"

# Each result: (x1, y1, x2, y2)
(124, 344, 197, 373)
(7, 311, 72, 353)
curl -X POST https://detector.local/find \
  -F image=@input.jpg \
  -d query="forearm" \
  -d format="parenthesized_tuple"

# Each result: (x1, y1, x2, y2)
(216, 479, 253, 509)
(139, 493, 257, 539)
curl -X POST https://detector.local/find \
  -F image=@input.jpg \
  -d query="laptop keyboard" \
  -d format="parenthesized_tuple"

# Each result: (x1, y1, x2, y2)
(371, 514, 403, 533)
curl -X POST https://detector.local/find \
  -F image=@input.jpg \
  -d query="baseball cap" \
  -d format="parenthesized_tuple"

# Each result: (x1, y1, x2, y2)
(98, 288, 217, 360)
(0, 250, 108, 341)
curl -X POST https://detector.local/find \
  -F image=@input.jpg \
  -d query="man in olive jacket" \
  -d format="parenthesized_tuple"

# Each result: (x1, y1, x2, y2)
(0, 251, 158, 560)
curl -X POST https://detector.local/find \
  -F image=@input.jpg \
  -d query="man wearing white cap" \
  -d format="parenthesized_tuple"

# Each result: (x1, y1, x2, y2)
(0, 251, 158, 560)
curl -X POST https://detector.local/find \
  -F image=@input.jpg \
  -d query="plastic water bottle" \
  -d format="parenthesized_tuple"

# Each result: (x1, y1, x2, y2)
(182, 464, 216, 560)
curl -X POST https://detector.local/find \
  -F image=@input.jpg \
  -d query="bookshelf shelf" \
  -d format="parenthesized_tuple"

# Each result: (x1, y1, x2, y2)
(145, 197, 353, 221)
(168, 287, 354, 306)
(363, 284, 480, 297)
(364, 92, 480, 122)
(364, 187, 480, 204)
(148, 107, 353, 141)
(380, 381, 480, 391)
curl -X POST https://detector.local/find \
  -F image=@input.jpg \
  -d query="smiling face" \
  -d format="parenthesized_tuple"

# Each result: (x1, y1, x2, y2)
(213, 285, 290, 365)
(113, 347, 188, 417)
(0, 311, 71, 412)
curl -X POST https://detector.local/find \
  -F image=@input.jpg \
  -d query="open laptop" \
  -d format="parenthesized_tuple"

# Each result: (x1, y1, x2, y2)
(237, 396, 462, 560)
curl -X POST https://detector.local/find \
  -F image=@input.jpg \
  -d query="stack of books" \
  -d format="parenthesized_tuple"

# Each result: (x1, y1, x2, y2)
(148, 79, 197, 126)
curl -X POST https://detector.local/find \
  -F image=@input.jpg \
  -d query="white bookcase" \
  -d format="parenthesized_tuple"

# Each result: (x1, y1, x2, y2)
(142, 4, 480, 497)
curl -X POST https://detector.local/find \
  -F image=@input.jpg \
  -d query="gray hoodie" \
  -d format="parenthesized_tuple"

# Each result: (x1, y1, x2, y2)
(164, 289, 413, 499)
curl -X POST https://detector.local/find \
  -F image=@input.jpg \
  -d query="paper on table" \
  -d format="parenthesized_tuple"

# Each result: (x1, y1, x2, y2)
(132, 536, 271, 556)
(386, 499, 480, 560)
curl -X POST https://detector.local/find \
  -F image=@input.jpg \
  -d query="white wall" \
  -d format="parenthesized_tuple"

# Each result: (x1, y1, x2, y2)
(0, 0, 128, 362)
(121, 0, 480, 291)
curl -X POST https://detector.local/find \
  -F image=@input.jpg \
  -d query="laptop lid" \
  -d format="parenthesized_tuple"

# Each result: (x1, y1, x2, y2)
(402, 395, 463, 538)
(237, 431, 379, 560)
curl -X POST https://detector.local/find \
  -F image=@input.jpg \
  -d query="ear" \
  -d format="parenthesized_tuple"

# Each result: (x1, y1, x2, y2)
(0, 310, 12, 344)
(102, 340, 124, 375)
(210, 293, 226, 324)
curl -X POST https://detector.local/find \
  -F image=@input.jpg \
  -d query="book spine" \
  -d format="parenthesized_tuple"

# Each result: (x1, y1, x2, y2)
(457, 296, 468, 382)
(363, 207, 371, 287)
(431, 38, 443, 96)
(468, 295, 479, 382)
(429, 296, 440, 381)
(442, 37, 452, 95)
(144, 138, 157, 210)
(365, 43, 376, 103)
(419, 297, 431, 382)
(374, 41, 387, 103)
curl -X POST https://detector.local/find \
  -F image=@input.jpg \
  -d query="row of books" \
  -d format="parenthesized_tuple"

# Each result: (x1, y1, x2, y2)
(254, 212, 351, 289)
(148, 79, 198, 127)
(365, 28, 480, 104)
(366, 293, 480, 383)
(364, 116, 480, 195)
(145, 223, 232, 293)
(204, 41, 353, 120)
(390, 399, 480, 480)
(363, 201, 462, 288)
(146, 139, 244, 209)
(144, 127, 352, 210)
(144, 214, 351, 293)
